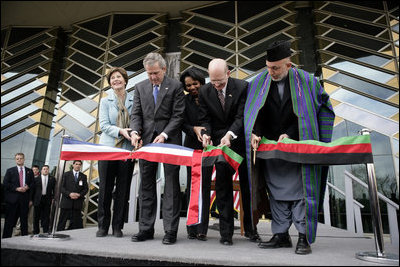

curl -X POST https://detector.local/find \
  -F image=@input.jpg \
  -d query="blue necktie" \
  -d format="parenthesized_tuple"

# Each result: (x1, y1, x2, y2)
(153, 85, 159, 104)
(75, 172, 78, 182)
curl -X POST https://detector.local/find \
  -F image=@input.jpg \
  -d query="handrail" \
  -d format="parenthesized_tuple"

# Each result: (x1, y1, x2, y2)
(344, 170, 399, 210)
(327, 181, 364, 208)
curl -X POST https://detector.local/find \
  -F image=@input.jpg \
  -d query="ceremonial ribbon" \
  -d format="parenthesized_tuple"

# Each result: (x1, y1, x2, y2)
(256, 135, 373, 164)
(60, 138, 243, 226)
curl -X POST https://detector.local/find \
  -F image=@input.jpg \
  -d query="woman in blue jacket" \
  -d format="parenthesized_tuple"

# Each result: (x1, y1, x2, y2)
(96, 67, 134, 238)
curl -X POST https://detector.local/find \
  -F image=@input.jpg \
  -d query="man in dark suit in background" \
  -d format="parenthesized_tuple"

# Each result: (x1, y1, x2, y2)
(33, 165, 56, 234)
(198, 58, 259, 246)
(57, 160, 88, 231)
(2, 152, 34, 238)
(130, 52, 185, 245)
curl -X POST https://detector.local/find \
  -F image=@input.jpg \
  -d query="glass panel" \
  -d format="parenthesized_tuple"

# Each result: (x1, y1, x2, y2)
(8, 34, 51, 54)
(1, 105, 38, 126)
(237, 1, 284, 23)
(325, 30, 387, 51)
(186, 16, 231, 34)
(186, 40, 232, 59)
(78, 15, 110, 36)
(5, 44, 49, 66)
(331, 89, 398, 118)
(125, 60, 144, 73)
(1, 117, 36, 140)
(351, 2, 383, 10)
(324, 16, 384, 36)
(192, 2, 235, 23)
(2, 70, 44, 92)
(112, 14, 155, 35)
(62, 88, 86, 102)
(61, 102, 96, 127)
(321, 3, 381, 21)
(184, 53, 212, 69)
(328, 72, 395, 99)
(326, 43, 390, 66)
(329, 58, 395, 84)
(64, 76, 99, 96)
(7, 28, 47, 46)
(70, 52, 103, 71)
(241, 34, 290, 58)
(73, 98, 98, 113)
(346, 120, 392, 155)
(113, 21, 158, 43)
(1, 92, 41, 114)
(71, 40, 104, 58)
(241, 8, 288, 30)
(111, 32, 158, 55)
(58, 115, 93, 141)
(6, 56, 47, 73)
(67, 64, 101, 84)
(186, 28, 232, 47)
(373, 155, 397, 198)
(242, 57, 266, 74)
(1, 79, 44, 103)
(110, 46, 155, 67)
(333, 102, 399, 137)
(74, 29, 105, 46)
(242, 21, 290, 45)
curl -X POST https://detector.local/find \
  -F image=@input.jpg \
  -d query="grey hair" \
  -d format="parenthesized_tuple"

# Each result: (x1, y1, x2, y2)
(143, 52, 166, 69)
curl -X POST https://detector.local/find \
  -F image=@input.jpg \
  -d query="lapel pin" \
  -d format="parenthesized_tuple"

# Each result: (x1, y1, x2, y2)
(229, 94, 232, 97)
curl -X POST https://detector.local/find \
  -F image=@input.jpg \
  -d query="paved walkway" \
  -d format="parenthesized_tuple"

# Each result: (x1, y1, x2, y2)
(1, 217, 398, 266)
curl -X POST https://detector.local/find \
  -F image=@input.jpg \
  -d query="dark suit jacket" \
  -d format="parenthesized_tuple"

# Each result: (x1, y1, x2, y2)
(255, 77, 299, 141)
(33, 175, 56, 206)
(183, 94, 203, 150)
(198, 77, 248, 154)
(60, 171, 88, 210)
(130, 76, 185, 145)
(3, 166, 34, 204)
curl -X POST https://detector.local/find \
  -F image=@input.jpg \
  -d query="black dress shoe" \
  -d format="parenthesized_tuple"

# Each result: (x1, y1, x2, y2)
(112, 229, 123, 238)
(162, 231, 177, 245)
(295, 233, 312, 255)
(245, 230, 261, 242)
(131, 231, 154, 242)
(187, 232, 197, 239)
(258, 232, 292, 249)
(219, 237, 233, 246)
(96, 229, 108, 237)
(196, 234, 207, 241)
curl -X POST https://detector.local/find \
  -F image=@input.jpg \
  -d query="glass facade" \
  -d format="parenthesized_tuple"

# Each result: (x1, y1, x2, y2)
(1, 1, 398, 232)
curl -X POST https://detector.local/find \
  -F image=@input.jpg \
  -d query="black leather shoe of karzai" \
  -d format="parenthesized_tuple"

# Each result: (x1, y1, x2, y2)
(162, 231, 177, 245)
(131, 231, 154, 242)
(96, 229, 108, 237)
(258, 232, 292, 249)
(295, 233, 312, 255)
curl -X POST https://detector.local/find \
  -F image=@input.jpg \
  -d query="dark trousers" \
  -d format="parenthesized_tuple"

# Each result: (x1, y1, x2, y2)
(2, 198, 29, 238)
(33, 196, 52, 234)
(138, 159, 181, 233)
(97, 159, 133, 232)
(57, 208, 83, 231)
(198, 162, 234, 239)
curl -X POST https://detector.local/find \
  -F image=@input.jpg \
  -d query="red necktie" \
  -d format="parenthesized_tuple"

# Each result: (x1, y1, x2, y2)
(19, 167, 24, 187)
